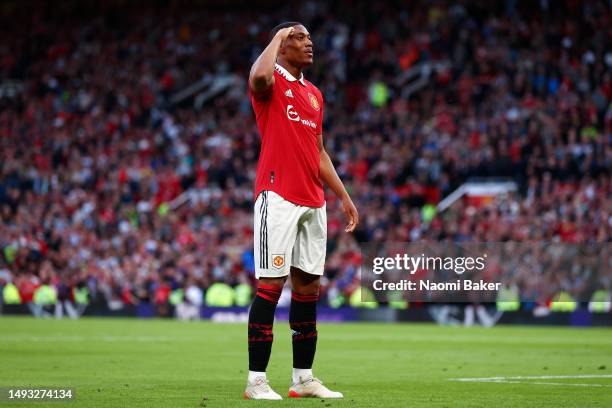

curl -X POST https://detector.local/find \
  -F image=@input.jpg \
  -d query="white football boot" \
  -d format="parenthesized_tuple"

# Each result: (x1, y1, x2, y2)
(288, 376, 343, 398)
(244, 376, 282, 400)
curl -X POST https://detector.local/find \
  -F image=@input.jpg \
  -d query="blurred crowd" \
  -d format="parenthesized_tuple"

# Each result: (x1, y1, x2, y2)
(0, 0, 610, 312)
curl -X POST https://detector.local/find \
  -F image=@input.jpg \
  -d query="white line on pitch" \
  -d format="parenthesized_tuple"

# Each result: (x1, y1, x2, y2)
(489, 380, 611, 387)
(451, 374, 612, 382)
(449, 374, 612, 387)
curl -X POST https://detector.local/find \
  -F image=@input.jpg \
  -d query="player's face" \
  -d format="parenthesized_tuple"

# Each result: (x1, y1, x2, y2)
(283, 25, 313, 66)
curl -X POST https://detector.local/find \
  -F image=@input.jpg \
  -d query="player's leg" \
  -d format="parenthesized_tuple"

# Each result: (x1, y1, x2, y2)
(245, 276, 285, 400)
(289, 267, 320, 380)
(245, 191, 301, 400)
(287, 205, 342, 398)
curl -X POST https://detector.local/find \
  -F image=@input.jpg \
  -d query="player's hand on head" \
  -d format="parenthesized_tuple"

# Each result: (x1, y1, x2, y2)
(342, 196, 359, 233)
(275, 27, 295, 42)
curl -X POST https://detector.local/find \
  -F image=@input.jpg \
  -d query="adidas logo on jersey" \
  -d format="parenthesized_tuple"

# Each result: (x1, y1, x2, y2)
(284, 89, 294, 98)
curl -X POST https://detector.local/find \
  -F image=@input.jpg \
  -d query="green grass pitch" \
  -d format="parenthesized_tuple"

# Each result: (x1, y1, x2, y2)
(0, 316, 610, 407)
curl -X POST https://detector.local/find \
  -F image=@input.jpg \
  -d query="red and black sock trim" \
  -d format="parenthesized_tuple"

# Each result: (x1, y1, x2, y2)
(291, 292, 319, 303)
(247, 283, 282, 372)
(290, 291, 318, 369)
(247, 323, 273, 342)
(257, 284, 282, 304)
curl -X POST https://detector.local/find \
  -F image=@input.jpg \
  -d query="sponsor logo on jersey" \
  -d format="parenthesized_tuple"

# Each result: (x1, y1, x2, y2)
(286, 105, 317, 129)
(286, 105, 300, 121)
(300, 119, 317, 128)
(285, 89, 294, 98)
(272, 254, 285, 269)
(287, 105, 317, 129)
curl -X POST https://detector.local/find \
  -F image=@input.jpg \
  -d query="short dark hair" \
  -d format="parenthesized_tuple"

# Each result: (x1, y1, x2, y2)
(269, 21, 304, 41)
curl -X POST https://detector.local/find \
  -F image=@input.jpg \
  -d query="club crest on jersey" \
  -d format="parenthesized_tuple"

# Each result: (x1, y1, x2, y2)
(308, 93, 320, 111)
(284, 89, 294, 98)
(272, 254, 285, 269)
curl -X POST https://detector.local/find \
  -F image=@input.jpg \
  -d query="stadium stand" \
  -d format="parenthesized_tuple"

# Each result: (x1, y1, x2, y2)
(0, 0, 609, 312)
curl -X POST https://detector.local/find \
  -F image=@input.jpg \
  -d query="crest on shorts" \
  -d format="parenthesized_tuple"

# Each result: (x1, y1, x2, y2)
(272, 254, 285, 269)
(308, 93, 320, 111)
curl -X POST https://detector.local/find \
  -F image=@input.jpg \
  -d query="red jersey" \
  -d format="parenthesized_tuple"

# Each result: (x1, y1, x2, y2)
(251, 63, 324, 207)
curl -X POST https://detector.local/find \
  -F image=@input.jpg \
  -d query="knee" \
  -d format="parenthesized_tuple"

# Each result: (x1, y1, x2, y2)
(255, 277, 286, 305)
(292, 278, 320, 296)
(258, 277, 286, 290)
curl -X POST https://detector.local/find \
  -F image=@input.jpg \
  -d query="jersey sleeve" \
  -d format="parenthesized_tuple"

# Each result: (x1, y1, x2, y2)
(249, 77, 274, 102)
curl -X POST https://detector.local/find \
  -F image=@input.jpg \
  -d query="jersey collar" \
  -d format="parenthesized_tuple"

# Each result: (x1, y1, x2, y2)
(275, 63, 306, 86)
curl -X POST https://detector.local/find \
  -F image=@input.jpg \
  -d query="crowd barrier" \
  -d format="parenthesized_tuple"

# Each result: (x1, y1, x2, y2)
(1, 303, 610, 327)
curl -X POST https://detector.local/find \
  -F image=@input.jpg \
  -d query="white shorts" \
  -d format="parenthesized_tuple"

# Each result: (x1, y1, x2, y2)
(254, 190, 327, 278)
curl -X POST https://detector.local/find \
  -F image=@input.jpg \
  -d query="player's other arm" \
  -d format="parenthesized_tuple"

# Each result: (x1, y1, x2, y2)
(249, 27, 295, 93)
(318, 134, 359, 233)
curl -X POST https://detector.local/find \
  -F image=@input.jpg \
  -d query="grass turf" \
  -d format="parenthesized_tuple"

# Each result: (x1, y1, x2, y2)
(0, 316, 610, 407)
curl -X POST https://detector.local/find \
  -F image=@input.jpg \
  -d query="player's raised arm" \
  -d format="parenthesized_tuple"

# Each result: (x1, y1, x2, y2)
(249, 27, 295, 93)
